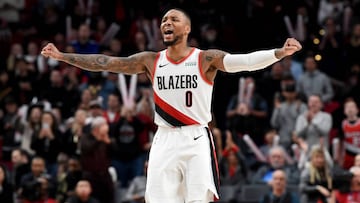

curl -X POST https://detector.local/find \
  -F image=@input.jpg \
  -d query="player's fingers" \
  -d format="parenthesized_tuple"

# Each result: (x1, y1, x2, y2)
(288, 38, 302, 50)
(289, 39, 301, 48)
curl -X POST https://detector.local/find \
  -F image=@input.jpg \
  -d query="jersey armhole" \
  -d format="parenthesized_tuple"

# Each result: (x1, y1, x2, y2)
(198, 51, 214, 85)
(151, 52, 161, 83)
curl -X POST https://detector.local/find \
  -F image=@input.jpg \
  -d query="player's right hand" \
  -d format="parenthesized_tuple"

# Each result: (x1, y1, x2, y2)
(41, 43, 63, 60)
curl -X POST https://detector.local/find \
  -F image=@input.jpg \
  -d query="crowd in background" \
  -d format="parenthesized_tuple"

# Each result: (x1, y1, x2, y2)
(1, 0, 360, 203)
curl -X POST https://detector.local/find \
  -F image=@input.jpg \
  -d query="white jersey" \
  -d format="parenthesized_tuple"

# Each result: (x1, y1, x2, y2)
(152, 48, 214, 127)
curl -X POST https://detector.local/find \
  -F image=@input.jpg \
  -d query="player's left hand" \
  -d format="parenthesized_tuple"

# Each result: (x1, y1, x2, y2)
(277, 38, 302, 59)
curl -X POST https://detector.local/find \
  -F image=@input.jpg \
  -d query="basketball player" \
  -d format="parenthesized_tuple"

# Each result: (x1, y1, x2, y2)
(41, 8, 302, 203)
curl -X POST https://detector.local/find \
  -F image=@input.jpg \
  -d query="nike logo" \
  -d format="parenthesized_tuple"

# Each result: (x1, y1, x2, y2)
(194, 135, 204, 140)
(159, 63, 169, 68)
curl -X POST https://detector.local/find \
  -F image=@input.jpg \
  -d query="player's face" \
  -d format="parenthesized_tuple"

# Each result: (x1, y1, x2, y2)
(161, 9, 190, 46)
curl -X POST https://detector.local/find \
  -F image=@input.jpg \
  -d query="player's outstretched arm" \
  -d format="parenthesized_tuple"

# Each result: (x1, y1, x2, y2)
(41, 43, 155, 74)
(217, 37, 302, 73)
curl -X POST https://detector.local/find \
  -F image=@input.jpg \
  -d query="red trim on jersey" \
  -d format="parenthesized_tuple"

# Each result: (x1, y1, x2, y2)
(198, 51, 214, 85)
(166, 47, 196, 64)
(153, 91, 199, 125)
(151, 52, 161, 83)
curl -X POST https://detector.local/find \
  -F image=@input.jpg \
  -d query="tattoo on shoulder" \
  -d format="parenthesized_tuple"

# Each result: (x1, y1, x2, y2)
(205, 50, 225, 62)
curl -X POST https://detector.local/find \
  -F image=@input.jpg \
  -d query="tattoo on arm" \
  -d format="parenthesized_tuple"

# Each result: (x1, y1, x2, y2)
(205, 49, 226, 62)
(205, 55, 213, 62)
(95, 55, 110, 66)
(64, 54, 111, 72)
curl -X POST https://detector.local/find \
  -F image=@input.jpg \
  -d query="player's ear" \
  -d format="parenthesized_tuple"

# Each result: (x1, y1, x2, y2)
(185, 25, 191, 35)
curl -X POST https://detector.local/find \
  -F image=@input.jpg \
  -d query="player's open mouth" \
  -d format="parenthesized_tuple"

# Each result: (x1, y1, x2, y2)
(164, 30, 173, 38)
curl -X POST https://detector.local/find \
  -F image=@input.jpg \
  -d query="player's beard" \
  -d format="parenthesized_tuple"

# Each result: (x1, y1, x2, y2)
(163, 35, 180, 47)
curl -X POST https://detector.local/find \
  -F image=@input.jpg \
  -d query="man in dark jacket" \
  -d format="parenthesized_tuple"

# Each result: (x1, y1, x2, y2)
(80, 116, 114, 203)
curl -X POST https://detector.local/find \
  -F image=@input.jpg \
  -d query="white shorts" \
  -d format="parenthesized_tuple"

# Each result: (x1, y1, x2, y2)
(145, 124, 219, 203)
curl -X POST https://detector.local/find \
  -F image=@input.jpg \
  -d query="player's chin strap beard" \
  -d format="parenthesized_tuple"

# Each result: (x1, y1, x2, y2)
(163, 36, 180, 46)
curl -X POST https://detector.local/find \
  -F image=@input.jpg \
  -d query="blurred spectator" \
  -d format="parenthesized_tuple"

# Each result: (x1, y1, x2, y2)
(339, 98, 360, 169)
(218, 131, 248, 193)
(108, 38, 124, 57)
(80, 116, 114, 203)
(63, 109, 88, 157)
(271, 75, 307, 149)
(21, 103, 44, 155)
(10, 148, 30, 191)
(299, 146, 332, 203)
(123, 160, 148, 203)
(318, 17, 345, 80)
(281, 55, 304, 82)
(0, 20, 12, 66)
(41, 69, 67, 113)
(0, 96, 23, 161)
(317, 0, 344, 25)
(13, 57, 37, 105)
(0, 164, 14, 203)
(0, 70, 16, 105)
(78, 89, 93, 111)
(93, 16, 107, 44)
(70, 22, 100, 81)
(65, 180, 100, 203)
(96, 73, 119, 109)
(30, 111, 63, 176)
(71, 23, 99, 54)
(0, 0, 25, 24)
(19, 156, 57, 203)
(87, 100, 104, 123)
(24, 41, 54, 75)
(345, 23, 360, 70)
(51, 105, 67, 133)
(259, 128, 278, 157)
(110, 105, 146, 188)
(199, 23, 222, 49)
(330, 166, 360, 203)
(257, 61, 286, 114)
(226, 76, 269, 146)
(296, 55, 334, 104)
(6, 43, 23, 72)
(35, 1, 65, 39)
(62, 66, 82, 114)
(352, 154, 360, 169)
(252, 146, 300, 185)
(128, 16, 162, 52)
(294, 94, 333, 151)
(64, 157, 83, 201)
(135, 83, 156, 159)
(260, 169, 300, 203)
(129, 30, 148, 53)
(103, 93, 121, 125)
(56, 153, 69, 203)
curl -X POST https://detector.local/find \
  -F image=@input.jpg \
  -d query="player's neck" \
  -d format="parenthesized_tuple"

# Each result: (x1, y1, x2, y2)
(166, 43, 192, 62)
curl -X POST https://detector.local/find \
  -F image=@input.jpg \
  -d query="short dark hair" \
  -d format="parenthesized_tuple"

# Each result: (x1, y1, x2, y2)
(165, 8, 191, 26)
